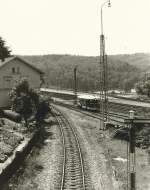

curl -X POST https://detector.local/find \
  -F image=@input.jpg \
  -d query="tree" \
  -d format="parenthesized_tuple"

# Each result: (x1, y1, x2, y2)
(10, 79, 30, 126)
(0, 37, 11, 61)
(10, 78, 50, 128)
(35, 96, 50, 128)
(135, 80, 150, 97)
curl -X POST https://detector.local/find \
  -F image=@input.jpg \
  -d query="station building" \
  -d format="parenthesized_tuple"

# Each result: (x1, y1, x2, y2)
(0, 56, 44, 108)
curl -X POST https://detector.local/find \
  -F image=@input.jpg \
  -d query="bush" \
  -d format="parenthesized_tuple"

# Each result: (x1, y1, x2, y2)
(35, 96, 50, 127)
(10, 78, 50, 128)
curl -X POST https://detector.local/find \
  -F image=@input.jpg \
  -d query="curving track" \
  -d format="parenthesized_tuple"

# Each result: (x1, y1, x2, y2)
(52, 105, 86, 190)
(52, 101, 128, 124)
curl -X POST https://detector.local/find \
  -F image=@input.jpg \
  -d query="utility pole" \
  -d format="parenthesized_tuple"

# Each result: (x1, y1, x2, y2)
(127, 110, 136, 190)
(74, 66, 77, 105)
(99, 0, 111, 130)
(124, 112, 150, 190)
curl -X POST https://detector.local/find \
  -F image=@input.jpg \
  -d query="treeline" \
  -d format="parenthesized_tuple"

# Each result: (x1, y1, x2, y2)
(23, 54, 143, 92)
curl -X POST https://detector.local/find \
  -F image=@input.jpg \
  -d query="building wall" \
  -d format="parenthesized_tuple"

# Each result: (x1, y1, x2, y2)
(0, 89, 11, 108)
(0, 58, 42, 107)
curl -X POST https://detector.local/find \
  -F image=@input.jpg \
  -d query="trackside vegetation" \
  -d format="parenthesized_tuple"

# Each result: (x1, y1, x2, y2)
(9, 78, 50, 128)
(23, 54, 143, 92)
(136, 79, 150, 98)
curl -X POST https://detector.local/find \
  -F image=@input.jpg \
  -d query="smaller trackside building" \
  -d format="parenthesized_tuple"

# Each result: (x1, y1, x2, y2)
(0, 56, 44, 108)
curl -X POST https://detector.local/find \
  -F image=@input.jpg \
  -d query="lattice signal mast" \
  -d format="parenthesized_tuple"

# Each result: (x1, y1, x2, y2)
(100, 0, 111, 129)
(74, 66, 78, 105)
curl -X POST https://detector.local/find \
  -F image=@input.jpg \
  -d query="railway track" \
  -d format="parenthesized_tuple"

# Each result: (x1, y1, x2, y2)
(52, 105, 86, 190)
(52, 101, 128, 125)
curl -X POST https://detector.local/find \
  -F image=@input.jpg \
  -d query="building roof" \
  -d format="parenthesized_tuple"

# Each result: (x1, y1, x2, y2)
(0, 56, 44, 74)
(78, 94, 99, 100)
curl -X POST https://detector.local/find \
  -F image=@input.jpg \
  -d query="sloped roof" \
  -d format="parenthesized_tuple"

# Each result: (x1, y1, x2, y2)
(0, 56, 44, 74)
(78, 94, 99, 100)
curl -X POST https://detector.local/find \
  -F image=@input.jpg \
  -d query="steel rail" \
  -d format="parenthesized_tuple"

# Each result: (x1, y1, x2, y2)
(51, 101, 127, 124)
(52, 105, 86, 190)
(52, 106, 66, 190)
(62, 110, 86, 190)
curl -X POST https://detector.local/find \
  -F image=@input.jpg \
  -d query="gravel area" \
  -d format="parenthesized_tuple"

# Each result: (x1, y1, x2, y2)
(1, 114, 63, 190)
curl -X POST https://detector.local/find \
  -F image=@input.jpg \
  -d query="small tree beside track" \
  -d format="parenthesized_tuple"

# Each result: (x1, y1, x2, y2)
(9, 78, 50, 128)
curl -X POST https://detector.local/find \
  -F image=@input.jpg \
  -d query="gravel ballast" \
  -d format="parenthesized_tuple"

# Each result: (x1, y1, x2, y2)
(56, 105, 119, 190)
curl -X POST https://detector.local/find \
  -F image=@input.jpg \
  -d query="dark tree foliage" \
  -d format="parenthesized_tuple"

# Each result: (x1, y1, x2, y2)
(24, 54, 142, 92)
(10, 79, 49, 128)
(10, 79, 36, 127)
(135, 80, 150, 97)
(35, 96, 50, 127)
(0, 37, 11, 61)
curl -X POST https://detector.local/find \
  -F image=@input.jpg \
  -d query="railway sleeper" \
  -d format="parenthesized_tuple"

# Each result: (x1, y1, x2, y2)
(64, 182, 84, 187)
(66, 164, 81, 168)
(66, 173, 83, 177)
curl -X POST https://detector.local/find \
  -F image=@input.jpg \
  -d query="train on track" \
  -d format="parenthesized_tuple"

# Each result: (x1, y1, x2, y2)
(77, 94, 99, 111)
(40, 88, 150, 116)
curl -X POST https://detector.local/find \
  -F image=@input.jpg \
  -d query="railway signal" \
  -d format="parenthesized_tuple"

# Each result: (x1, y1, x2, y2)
(125, 110, 150, 190)
(74, 66, 78, 105)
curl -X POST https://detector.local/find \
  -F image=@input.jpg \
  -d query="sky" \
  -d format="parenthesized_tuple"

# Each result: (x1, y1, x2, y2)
(0, 0, 149, 56)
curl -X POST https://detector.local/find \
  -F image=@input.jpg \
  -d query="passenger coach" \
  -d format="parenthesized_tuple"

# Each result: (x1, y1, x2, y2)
(77, 94, 99, 111)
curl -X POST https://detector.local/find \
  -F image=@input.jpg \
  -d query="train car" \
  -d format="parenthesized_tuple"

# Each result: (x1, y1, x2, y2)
(40, 88, 150, 115)
(77, 95, 99, 111)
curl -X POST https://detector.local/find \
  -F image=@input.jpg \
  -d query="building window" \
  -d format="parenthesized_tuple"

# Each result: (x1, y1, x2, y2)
(12, 67, 15, 74)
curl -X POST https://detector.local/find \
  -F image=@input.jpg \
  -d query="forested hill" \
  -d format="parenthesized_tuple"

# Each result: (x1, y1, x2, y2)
(109, 53, 150, 71)
(22, 53, 149, 92)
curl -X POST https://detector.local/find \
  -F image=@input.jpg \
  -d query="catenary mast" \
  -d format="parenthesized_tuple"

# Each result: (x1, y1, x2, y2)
(99, 0, 111, 130)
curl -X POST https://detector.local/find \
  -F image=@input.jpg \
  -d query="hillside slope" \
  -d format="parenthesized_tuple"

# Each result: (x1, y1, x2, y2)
(109, 53, 150, 71)
(21, 54, 147, 91)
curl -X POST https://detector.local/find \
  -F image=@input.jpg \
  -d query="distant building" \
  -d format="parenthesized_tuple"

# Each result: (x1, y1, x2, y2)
(0, 56, 44, 107)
